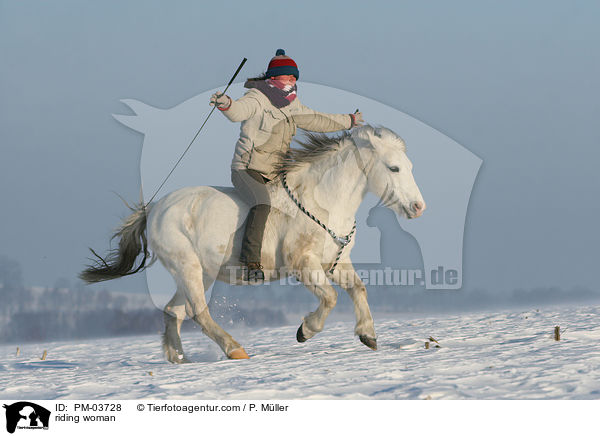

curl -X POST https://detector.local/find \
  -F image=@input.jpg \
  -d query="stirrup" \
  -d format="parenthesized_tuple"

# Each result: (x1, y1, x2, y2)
(245, 262, 264, 282)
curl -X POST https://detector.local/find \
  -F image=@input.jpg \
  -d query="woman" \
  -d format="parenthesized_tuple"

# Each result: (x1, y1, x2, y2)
(210, 49, 364, 282)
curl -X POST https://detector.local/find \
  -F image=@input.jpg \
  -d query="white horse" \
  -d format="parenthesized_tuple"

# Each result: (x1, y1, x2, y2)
(81, 125, 425, 362)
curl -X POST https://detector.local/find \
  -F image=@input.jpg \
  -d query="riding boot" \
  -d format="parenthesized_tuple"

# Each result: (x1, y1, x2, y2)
(245, 262, 264, 283)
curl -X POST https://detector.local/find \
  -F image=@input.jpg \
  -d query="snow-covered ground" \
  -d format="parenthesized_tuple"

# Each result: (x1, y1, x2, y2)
(1, 305, 599, 400)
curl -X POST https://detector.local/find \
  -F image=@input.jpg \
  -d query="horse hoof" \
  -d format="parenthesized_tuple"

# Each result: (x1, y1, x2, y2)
(165, 350, 189, 364)
(296, 324, 307, 343)
(173, 355, 191, 364)
(359, 335, 377, 350)
(228, 348, 250, 359)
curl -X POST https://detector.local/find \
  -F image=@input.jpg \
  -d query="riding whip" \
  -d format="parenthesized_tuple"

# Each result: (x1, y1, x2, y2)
(145, 57, 247, 206)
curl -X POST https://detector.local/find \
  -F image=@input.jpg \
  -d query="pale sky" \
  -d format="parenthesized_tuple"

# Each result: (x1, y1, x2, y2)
(1, 1, 598, 294)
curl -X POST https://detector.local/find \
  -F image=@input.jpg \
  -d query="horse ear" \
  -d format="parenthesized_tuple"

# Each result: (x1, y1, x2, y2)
(112, 99, 159, 133)
(351, 125, 379, 151)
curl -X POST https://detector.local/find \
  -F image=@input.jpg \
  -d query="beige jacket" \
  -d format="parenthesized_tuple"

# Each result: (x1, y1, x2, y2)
(220, 88, 352, 179)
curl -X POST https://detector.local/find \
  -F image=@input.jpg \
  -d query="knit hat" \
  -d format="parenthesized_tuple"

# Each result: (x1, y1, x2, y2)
(265, 49, 299, 80)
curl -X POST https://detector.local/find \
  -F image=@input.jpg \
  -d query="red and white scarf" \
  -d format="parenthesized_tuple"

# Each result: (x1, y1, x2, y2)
(244, 78, 297, 108)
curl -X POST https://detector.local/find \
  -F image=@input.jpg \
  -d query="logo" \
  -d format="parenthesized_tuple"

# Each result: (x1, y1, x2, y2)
(3, 402, 50, 434)
(113, 82, 481, 306)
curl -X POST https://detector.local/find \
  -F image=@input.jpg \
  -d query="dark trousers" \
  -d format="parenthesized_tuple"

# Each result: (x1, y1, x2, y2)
(231, 169, 271, 264)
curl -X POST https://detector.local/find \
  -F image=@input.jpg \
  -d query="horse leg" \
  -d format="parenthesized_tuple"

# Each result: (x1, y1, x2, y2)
(158, 234, 249, 360)
(162, 288, 190, 364)
(295, 256, 338, 343)
(180, 266, 249, 360)
(331, 263, 377, 350)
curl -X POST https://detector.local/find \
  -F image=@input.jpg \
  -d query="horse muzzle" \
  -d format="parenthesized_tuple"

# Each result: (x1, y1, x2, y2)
(404, 200, 426, 219)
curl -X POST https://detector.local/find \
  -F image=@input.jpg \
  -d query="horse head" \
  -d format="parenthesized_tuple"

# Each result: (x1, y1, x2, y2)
(352, 125, 426, 220)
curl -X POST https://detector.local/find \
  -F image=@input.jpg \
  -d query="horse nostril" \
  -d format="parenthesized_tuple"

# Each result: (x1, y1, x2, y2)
(412, 201, 423, 212)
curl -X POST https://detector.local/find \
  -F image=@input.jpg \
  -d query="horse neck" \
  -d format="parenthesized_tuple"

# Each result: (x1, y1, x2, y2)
(290, 141, 369, 223)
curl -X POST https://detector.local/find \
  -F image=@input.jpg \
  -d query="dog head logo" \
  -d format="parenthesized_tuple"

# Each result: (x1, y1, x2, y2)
(3, 402, 50, 434)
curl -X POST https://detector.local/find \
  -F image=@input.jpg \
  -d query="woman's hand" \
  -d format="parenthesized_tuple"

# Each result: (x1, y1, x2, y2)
(351, 110, 364, 128)
(353, 111, 364, 126)
(210, 93, 231, 110)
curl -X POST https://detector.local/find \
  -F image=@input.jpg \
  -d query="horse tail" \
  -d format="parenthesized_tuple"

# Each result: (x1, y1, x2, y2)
(80, 202, 155, 283)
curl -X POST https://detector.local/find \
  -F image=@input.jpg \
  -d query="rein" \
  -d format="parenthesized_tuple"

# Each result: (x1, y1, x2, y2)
(281, 172, 356, 275)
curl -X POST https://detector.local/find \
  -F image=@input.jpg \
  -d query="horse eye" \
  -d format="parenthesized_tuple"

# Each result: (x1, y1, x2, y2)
(388, 166, 400, 173)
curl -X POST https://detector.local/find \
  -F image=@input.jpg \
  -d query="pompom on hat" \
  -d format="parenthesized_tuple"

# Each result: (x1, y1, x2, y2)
(265, 49, 299, 80)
